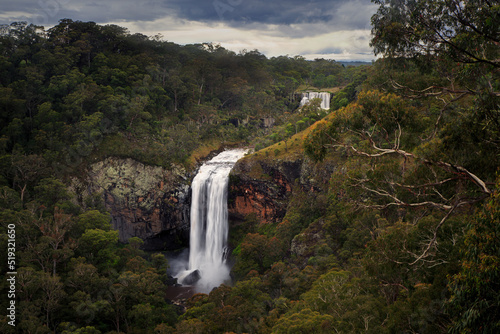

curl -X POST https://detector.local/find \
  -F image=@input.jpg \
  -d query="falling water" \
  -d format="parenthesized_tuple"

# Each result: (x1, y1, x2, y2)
(177, 149, 247, 293)
(299, 91, 331, 110)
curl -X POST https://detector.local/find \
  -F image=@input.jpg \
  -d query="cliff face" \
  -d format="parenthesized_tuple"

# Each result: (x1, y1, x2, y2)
(228, 150, 336, 226)
(228, 156, 301, 225)
(72, 158, 191, 251)
(70, 146, 335, 252)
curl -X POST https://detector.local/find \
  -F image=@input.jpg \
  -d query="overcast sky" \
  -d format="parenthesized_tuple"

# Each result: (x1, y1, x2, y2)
(0, 0, 378, 61)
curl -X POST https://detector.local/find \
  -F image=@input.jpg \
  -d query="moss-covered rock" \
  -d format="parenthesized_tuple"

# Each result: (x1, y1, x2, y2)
(72, 157, 191, 250)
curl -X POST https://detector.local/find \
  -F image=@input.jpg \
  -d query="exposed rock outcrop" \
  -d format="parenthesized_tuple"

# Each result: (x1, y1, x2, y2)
(228, 153, 302, 225)
(69, 145, 335, 252)
(228, 150, 336, 226)
(72, 158, 191, 251)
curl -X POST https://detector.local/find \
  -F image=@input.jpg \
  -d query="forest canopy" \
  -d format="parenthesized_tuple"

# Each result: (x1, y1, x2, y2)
(0, 19, 366, 172)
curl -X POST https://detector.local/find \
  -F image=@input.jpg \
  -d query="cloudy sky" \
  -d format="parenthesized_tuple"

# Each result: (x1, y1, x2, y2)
(0, 0, 378, 61)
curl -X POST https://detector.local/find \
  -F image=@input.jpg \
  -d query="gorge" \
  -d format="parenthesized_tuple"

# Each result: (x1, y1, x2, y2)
(0, 13, 495, 333)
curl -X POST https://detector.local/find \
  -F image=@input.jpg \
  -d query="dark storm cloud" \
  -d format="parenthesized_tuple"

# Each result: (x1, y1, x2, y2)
(0, 0, 377, 60)
(172, 0, 334, 24)
(166, 0, 373, 28)
(1, 0, 373, 29)
(0, 0, 172, 26)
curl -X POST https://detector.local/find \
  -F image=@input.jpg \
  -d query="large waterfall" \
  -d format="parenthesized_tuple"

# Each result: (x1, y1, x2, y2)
(177, 149, 247, 293)
(299, 92, 331, 110)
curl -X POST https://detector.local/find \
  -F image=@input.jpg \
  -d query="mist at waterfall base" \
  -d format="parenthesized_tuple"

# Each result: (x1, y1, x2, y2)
(172, 149, 247, 294)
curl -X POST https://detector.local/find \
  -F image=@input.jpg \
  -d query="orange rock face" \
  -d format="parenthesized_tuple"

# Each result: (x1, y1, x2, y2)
(231, 185, 277, 223)
(228, 158, 302, 225)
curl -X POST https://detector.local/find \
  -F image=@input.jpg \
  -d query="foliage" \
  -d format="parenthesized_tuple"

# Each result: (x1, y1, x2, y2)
(232, 233, 283, 278)
(271, 308, 334, 334)
(0, 179, 177, 332)
(176, 1, 498, 333)
(447, 178, 500, 333)
(371, 0, 500, 68)
(0, 20, 366, 174)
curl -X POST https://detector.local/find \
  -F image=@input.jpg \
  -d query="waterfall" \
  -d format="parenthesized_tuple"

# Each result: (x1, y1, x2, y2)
(177, 149, 247, 293)
(299, 92, 330, 110)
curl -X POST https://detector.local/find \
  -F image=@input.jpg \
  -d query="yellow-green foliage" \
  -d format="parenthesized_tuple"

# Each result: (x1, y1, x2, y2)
(184, 140, 223, 170)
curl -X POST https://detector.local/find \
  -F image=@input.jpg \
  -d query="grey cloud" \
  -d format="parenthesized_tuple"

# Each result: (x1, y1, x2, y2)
(2, 0, 375, 32)
(0, 0, 377, 61)
(164, 0, 374, 28)
(1, 0, 171, 26)
(315, 46, 345, 54)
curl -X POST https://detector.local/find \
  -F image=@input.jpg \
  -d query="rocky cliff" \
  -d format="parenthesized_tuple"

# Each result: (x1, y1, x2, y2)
(228, 155, 300, 225)
(69, 144, 335, 252)
(228, 147, 337, 266)
(228, 148, 335, 226)
(72, 157, 192, 251)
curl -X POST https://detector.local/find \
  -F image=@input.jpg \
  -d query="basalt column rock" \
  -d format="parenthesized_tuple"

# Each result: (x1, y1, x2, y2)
(72, 158, 191, 251)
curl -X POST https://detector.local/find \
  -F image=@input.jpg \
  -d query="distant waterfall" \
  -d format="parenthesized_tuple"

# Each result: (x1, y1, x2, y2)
(299, 92, 331, 110)
(178, 149, 247, 293)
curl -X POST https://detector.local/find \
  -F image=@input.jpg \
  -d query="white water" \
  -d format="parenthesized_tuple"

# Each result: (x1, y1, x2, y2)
(177, 149, 247, 293)
(299, 92, 331, 110)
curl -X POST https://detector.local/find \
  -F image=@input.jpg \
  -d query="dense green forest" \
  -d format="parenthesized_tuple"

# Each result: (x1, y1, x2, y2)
(1, 0, 500, 333)
(0, 19, 365, 172)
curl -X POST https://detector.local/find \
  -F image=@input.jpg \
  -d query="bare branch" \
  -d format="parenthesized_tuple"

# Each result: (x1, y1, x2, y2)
(430, 160, 491, 195)
(360, 199, 454, 211)
(340, 140, 491, 195)
(387, 178, 458, 190)
(421, 92, 470, 141)
(408, 204, 458, 265)
(390, 79, 479, 99)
